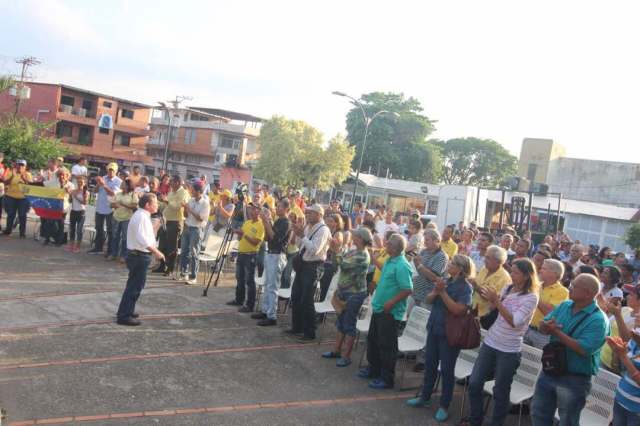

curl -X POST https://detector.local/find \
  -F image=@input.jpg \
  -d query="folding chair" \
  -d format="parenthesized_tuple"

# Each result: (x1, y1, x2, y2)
(483, 344, 543, 426)
(396, 306, 430, 390)
(554, 367, 619, 425)
(277, 271, 295, 314)
(355, 297, 373, 367)
(454, 346, 482, 418)
(313, 272, 340, 339)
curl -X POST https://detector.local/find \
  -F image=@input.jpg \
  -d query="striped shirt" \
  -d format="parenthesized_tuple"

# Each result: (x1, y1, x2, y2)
(412, 247, 448, 303)
(616, 340, 640, 413)
(484, 287, 538, 353)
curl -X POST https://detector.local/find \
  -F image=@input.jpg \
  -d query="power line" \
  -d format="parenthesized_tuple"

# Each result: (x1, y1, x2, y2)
(14, 56, 41, 114)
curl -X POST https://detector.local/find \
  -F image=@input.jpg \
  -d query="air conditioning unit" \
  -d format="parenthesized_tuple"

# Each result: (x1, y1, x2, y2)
(74, 108, 87, 117)
(60, 104, 73, 114)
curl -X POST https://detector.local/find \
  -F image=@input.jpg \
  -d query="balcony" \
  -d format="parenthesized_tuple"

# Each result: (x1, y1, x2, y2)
(57, 105, 97, 126)
(150, 117, 260, 137)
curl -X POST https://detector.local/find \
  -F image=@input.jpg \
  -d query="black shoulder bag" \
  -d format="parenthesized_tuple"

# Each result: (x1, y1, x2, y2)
(479, 285, 513, 330)
(292, 225, 325, 273)
(541, 310, 593, 376)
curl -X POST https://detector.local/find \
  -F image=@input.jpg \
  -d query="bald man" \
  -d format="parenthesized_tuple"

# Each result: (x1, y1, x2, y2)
(530, 273, 609, 426)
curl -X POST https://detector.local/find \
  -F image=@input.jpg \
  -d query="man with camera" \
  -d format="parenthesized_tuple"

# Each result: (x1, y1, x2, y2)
(252, 199, 291, 326)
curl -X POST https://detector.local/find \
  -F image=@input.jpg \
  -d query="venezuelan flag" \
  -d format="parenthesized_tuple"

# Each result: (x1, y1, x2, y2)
(20, 184, 66, 220)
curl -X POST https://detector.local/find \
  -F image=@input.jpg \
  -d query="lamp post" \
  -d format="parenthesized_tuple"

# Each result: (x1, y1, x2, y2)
(332, 91, 399, 214)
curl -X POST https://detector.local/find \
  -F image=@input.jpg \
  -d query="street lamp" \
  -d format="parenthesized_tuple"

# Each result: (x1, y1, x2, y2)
(332, 91, 399, 214)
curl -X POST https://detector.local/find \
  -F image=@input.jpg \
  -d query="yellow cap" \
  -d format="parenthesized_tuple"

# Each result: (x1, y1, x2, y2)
(107, 162, 118, 173)
(222, 189, 233, 198)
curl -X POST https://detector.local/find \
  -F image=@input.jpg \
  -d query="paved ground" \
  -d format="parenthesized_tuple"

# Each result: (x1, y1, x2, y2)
(0, 223, 530, 425)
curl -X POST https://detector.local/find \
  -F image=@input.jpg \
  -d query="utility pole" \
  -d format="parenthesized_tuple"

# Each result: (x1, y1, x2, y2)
(159, 95, 192, 171)
(14, 56, 41, 115)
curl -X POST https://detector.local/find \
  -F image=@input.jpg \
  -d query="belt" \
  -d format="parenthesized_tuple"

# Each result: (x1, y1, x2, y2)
(130, 250, 151, 256)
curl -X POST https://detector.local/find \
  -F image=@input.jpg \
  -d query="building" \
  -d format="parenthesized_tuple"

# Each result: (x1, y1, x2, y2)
(518, 138, 640, 207)
(146, 106, 262, 182)
(0, 82, 153, 167)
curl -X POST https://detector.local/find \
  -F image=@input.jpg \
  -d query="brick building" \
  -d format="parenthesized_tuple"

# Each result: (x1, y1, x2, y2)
(0, 82, 152, 168)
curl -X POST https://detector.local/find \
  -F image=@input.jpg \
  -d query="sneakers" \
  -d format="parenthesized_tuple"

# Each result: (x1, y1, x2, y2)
(357, 367, 373, 379)
(116, 317, 141, 326)
(406, 397, 431, 408)
(368, 378, 392, 389)
(434, 408, 449, 422)
(321, 351, 340, 359)
(184, 277, 197, 285)
(336, 357, 352, 367)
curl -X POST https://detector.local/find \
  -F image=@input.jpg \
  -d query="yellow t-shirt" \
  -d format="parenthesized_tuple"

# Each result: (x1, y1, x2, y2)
(113, 192, 138, 222)
(290, 204, 304, 220)
(531, 281, 569, 328)
(441, 238, 459, 260)
(473, 266, 512, 317)
(238, 219, 265, 254)
(372, 248, 390, 285)
(4, 170, 33, 199)
(209, 192, 220, 220)
(600, 307, 633, 373)
(264, 194, 276, 211)
(164, 187, 190, 222)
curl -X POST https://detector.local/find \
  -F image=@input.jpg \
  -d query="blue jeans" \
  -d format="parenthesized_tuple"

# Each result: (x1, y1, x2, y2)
(116, 252, 151, 319)
(179, 226, 203, 279)
(235, 253, 257, 309)
(531, 372, 592, 426)
(110, 220, 129, 258)
(614, 400, 640, 426)
(467, 343, 521, 426)
(335, 291, 367, 336)
(422, 332, 462, 409)
(94, 212, 114, 252)
(280, 251, 297, 289)
(3, 196, 30, 236)
(261, 253, 286, 319)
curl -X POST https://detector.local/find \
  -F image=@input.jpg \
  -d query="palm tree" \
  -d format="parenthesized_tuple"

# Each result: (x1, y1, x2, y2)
(0, 76, 14, 93)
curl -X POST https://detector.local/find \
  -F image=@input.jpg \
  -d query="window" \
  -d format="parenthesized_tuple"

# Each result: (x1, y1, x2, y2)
(190, 113, 209, 122)
(219, 135, 241, 149)
(82, 100, 93, 111)
(186, 169, 199, 180)
(60, 95, 74, 106)
(78, 127, 92, 145)
(103, 101, 113, 108)
(145, 166, 155, 177)
(99, 127, 110, 135)
(184, 128, 196, 145)
(121, 109, 134, 119)
(118, 134, 131, 146)
(55, 122, 73, 137)
(427, 199, 439, 215)
(527, 164, 537, 181)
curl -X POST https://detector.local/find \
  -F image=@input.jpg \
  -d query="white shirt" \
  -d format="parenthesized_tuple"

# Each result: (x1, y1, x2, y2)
(298, 221, 331, 262)
(71, 187, 87, 211)
(484, 288, 539, 353)
(602, 283, 623, 300)
(127, 209, 156, 252)
(375, 221, 399, 238)
(42, 169, 59, 188)
(71, 164, 88, 178)
(185, 196, 211, 228)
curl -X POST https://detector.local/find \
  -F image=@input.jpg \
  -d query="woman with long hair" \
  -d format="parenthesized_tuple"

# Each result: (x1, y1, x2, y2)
(460, 258, 539, 426)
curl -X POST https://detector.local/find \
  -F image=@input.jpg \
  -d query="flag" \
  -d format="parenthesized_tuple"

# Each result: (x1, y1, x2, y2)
(20, 184, 66, 220)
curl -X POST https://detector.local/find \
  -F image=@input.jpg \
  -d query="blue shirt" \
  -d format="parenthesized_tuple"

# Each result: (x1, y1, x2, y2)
(545, 300, 610, 376)
(616, 339, 640, 413)
(96, 175, 123, 215)
(427, 276, 473, 336)
(371, 254, 413, 321)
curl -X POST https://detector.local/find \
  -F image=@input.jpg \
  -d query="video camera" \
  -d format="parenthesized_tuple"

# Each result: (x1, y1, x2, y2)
(235, 183, 248, 202)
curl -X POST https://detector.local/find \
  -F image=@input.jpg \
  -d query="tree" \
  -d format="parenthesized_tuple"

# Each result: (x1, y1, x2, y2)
(0, 76, 13, 93)
(254, 116, 354, 191)
(433, 137, 517, 187)
(344, 92, 441, 182)
(625, 223, 640, 251)
(0, 116, 70, 170)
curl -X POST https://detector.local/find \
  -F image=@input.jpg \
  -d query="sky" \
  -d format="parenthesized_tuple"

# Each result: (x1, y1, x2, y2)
(1, 0, 639, 162)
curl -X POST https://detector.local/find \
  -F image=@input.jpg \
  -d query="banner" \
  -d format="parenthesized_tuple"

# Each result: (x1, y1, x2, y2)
(20, 184, 66, 220)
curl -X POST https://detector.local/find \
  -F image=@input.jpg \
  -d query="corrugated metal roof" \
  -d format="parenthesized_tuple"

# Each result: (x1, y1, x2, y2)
(353, 172, 440, 196)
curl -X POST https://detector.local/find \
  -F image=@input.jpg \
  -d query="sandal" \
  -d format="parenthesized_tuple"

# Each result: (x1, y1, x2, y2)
(321, 351, 340, 359)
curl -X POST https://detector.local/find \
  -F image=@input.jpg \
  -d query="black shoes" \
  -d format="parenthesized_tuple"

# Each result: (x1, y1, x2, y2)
(131, 312, 140, 318)
(251, 313, 267, 320)
(116, 317, 141, 326)
(238, 306, 253, 313)
(151, 265, 166, 273)
(257, 319, 277, 326)
(226, 300, 242, 306)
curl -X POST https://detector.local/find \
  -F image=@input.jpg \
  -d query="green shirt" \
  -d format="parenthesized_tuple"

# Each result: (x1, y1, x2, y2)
(335, 248, 370, 294)
(371, 254, 413, 320)
(545, 300, 610, 376)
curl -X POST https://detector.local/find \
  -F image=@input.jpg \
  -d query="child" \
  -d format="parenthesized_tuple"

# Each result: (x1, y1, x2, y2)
(67, 175, 88, 253)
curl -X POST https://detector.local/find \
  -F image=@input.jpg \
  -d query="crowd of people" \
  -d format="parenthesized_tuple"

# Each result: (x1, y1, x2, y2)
(3, 154, 640, 425)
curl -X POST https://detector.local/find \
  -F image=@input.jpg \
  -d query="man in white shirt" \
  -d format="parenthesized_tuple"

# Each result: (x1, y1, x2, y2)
(375, 209, 399, 238)
(179, 182, 211, 284)
(116, 193, 165, 326)
(287, 204, 331, 342)
(71, 157, 88, 183)
(566, 243, 586, 274)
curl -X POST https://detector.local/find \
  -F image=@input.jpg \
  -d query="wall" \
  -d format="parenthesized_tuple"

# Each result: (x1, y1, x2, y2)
(0, 82, 60, 126)
(517, 138, 566, 183)
(435, 186, 484, 230)
(546, 157, 640, 207)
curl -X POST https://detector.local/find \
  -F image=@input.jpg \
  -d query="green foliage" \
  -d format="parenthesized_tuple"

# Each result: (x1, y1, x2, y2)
(433, 137, 517, 187)
(345, 92, 440, 182)
(0, 116, 70, 170)
(0, 76, 14, 93)
(624, 223, 640, 251)
(254, 116, 354, 191)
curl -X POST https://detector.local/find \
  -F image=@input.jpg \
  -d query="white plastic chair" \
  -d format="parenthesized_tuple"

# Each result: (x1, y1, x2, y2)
(313, 272, 340, 339)
(355, 296, 373, 367)
(554, 367, 619, 425)
(396, 306, 430, 390)
(483, 344, 542, 426)
(277, 271, 295, 314)
(454, 345, 482, 418)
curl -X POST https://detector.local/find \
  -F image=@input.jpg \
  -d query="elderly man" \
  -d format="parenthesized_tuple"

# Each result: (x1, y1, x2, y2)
(525, 259, 569, 348)
(358, 233, 413, 389)
(499, 233, 515, 256)
(88, 163, 122, 255)
(440, 225, 458, 259)
(412, 229, 448, 308)
(566, 243, 586, 275)
(531, 273, 610, 426)
(286, 204, 331, 342)
(469, 232, 493, 271)
(471, 245, 512, 323)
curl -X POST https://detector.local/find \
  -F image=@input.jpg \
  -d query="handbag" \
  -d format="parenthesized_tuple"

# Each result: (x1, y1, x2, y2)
(331, 292, 347, 315)
(541, 310, 593, 376)
(479, 285, 513, 330)
(446, 306, 481, 349)
(292, 225, 326, 273)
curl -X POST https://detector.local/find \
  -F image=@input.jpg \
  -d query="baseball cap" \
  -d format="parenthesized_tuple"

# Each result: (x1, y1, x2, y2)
(222, 189, 233, 198)
(305, 204, 324, 216)
(106, 162, 118, 173)
(56, 156, 64, 163)
(16, 159, 27, 166)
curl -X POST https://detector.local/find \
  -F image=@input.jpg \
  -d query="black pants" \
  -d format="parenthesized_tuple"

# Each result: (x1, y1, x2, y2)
(367, 312, 400, 386)
(235, 253, 257, 309)
(3, 196, 29, 236)
(42, 217, 65, 244)
(161, 221, 182, 272)
(117, 252, 152, 319)
(291, 261, 324, 338)
(69, 210, 85, 242)
(94, 212, 114, 252)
